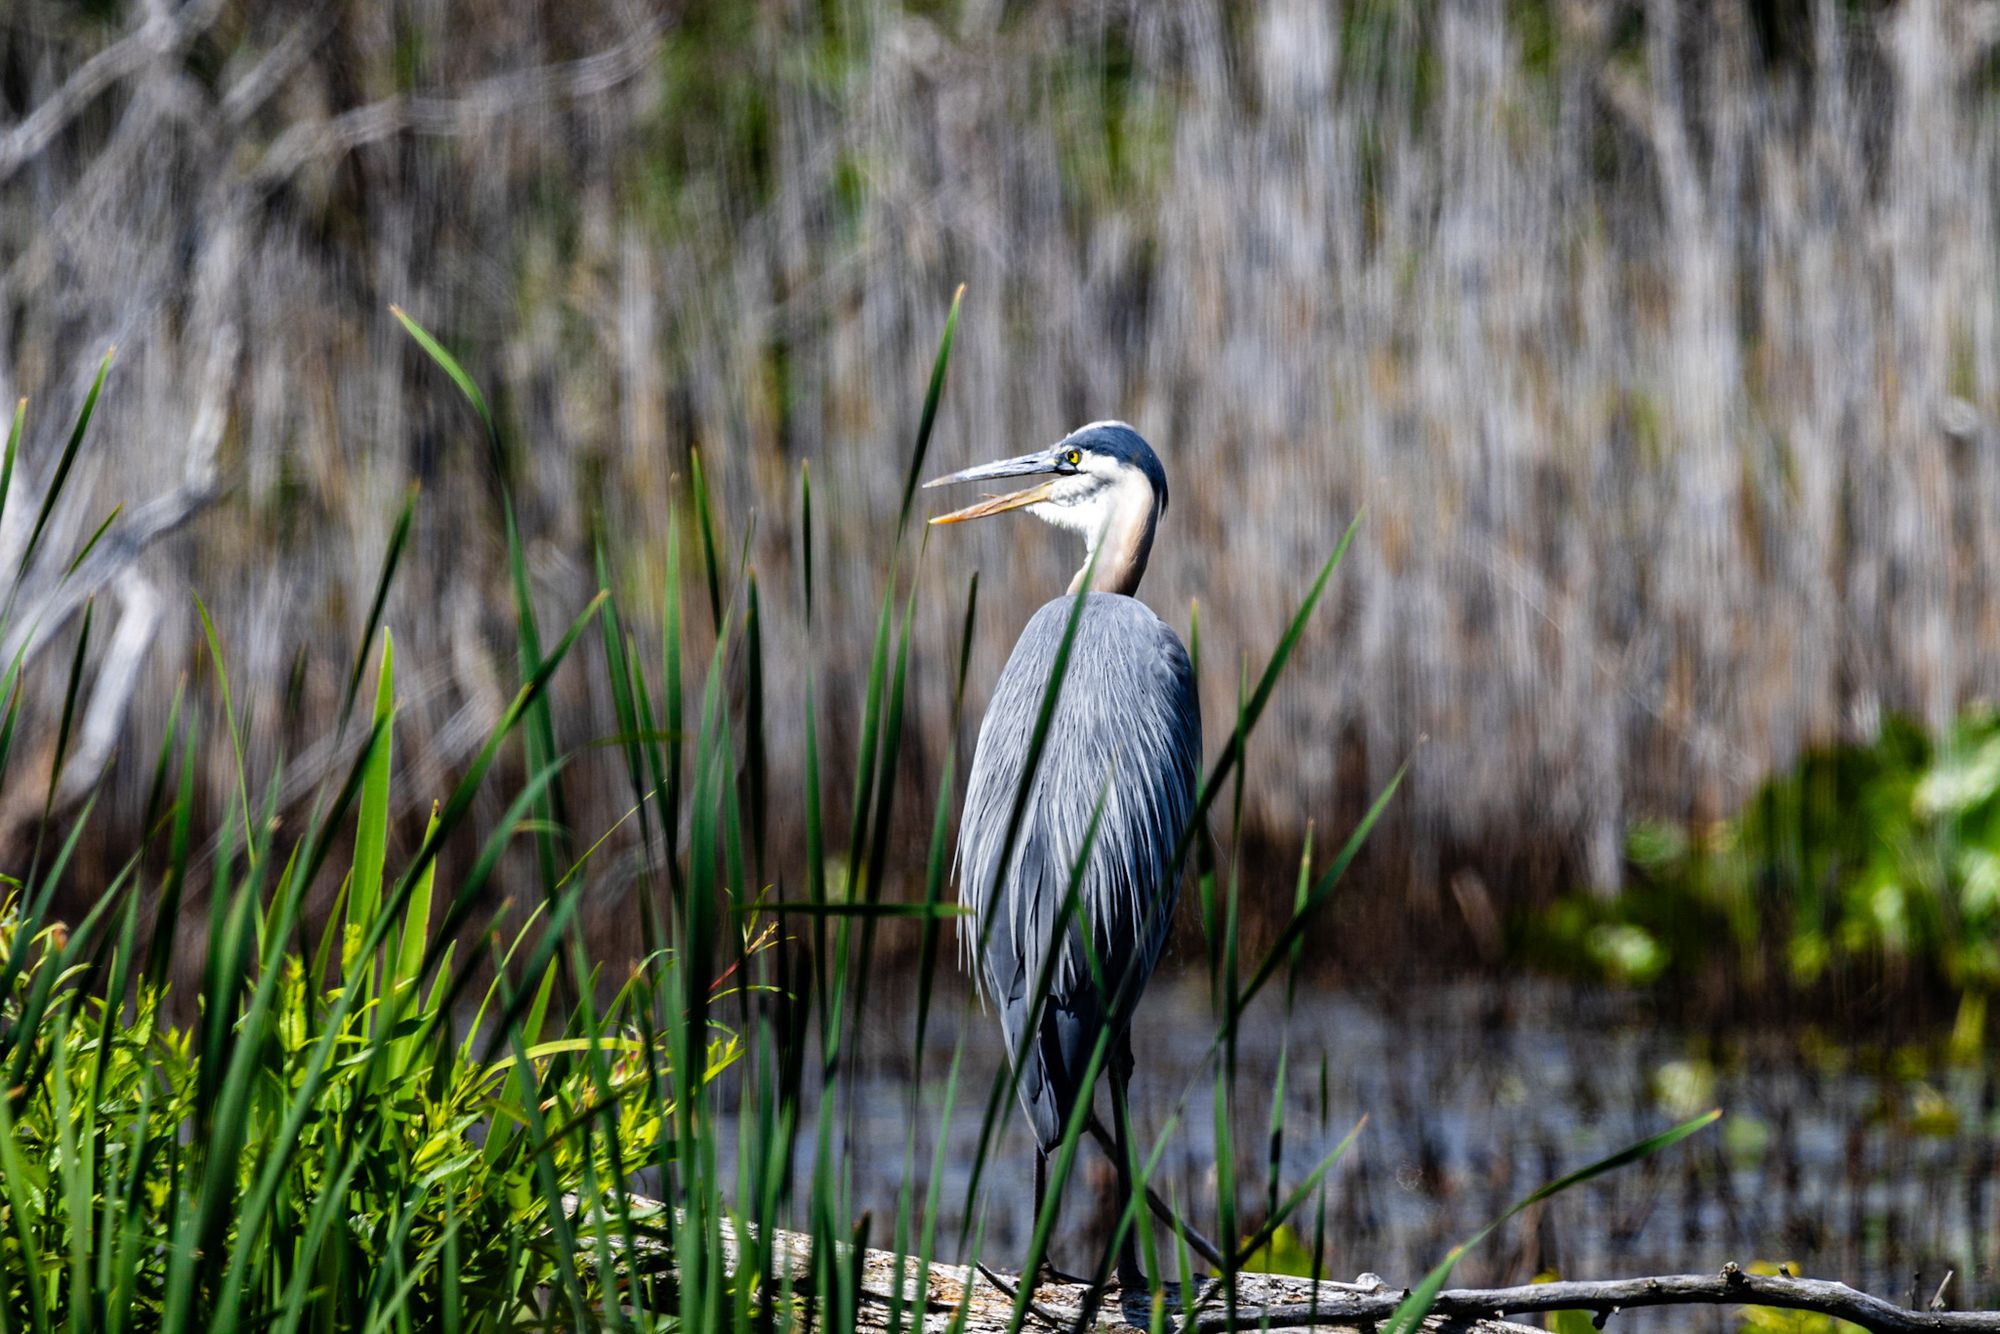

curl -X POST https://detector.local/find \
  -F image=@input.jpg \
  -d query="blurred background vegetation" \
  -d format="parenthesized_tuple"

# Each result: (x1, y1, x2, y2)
(7, 0, 2000, 1012)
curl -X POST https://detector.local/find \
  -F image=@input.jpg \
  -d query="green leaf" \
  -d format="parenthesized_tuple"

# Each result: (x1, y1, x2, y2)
(347, 632, 395, 992)
(896, 284, 963, 532)
(22, 350, 111, 579)
(390, 307, 493, 441)
(388, 801, 441, 1082)
(194, 591, 256, 860)
(341, 483, 418, 725)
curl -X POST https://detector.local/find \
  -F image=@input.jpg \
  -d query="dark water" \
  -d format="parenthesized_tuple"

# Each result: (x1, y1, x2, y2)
(751, 976, 1996, 1327)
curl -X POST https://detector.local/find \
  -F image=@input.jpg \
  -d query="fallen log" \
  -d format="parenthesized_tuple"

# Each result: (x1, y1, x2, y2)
(567, 1191, 1528, 1331)
(568, 1194, 1996, 1332)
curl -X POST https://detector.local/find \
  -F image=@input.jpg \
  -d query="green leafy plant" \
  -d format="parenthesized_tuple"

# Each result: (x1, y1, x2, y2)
(0, 616, 764, 1331)
(1533, 710, 2000, 1029)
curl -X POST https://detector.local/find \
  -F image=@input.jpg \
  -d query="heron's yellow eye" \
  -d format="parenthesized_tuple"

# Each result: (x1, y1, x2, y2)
(1066, 450, 1081, 466)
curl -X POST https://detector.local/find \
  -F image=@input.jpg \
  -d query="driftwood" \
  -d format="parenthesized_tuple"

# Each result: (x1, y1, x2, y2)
(567, 1192, 1532, 1332)
(569, 1194, 1997, 1333)
(1176, 1265, 1998, 1334)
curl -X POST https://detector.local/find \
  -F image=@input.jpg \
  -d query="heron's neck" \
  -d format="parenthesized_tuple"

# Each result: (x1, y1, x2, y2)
(1066, 474, 1158, 596)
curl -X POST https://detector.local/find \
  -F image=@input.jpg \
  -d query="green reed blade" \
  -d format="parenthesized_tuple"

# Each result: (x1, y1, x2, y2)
(144, 705, 200, 990)
(89, 882, 140, 1111)
(0, 793, 96, 1078)
(660, 493, 686, 906)
(0, 1090, 50, 1333)
(960, 777, 1108, 1250)
(1382, 1110, 1723, 1334)
(420, 763, 568, 1017)
(689, 447, 723, 630)
(1227, 760, 1407, 1032)
(386, 801, 441, 1083)
(38, 596, 91, 838)
(801, 460, 814, 626)
(1234, 1114, 1366, 1271)
(347, 633, 394, 1000)
(896, 284, 963, 534)
(911, 571, 980, 1076)
(910, 742, 958, 1060)
(340, 482, 418, 725)
(803, 670, 827, 1018)
(0, 396, 22, 546)
(389, 307, 494, 442)
(20, 350, 110, 580)
(268, 1140, 369, 1334)
(973, 535, 1099, 912)
(505, 499, 571, 903)
(953, 561, 1100, 1250)
(1170, 509, 1362, 882)
(222, 598, 602, 1309)
(745, 571, 768, 880)
(194, 591, 257, 860)
(49, 982, 92, 1333)
(63, 505, 119, 577)
(843, 569, 895, 906)
(1007, 1027, 1112, 1329)
(852, 560, 924, 1035)
(396, 303, 574, 906)
(139, 678, 184, 837)
(596, 544, 664, 955)
(0, 660, 23, 797)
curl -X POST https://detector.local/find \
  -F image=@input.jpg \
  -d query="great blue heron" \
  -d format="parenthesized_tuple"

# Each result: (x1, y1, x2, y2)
(926, 420, 1199, 1289)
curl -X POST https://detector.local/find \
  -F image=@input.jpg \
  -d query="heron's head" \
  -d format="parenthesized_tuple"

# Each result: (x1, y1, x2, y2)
(924, 421, 1166, 531)
(924, 421, 1168, 595)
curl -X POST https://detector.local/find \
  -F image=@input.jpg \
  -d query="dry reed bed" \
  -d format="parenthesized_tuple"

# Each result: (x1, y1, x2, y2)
(2, 0, 1996, 928)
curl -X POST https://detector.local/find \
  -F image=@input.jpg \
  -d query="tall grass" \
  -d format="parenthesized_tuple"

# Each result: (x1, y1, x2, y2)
(0, 307, 1711, 1331)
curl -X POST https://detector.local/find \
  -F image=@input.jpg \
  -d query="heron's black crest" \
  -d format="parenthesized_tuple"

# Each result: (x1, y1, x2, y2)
(1061, 421, 1169, 513)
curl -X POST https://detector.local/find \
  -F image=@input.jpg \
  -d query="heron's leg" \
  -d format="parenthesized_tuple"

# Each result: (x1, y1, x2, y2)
(1109, 1034, 1145, 1291)
(1032, 1147, 1089, 1285)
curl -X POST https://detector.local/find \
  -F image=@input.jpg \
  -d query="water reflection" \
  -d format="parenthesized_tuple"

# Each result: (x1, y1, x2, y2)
(768, 977, 1993, 1321)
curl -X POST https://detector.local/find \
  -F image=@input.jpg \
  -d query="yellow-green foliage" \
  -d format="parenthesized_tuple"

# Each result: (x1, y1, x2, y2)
(1736, 1265, 1869, 1334)
(0, 870, 747, 1329)
(1536, 711, 2000, 1010)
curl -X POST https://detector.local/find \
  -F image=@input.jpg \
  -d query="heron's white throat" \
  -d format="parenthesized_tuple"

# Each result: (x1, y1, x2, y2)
(1029, 463, 1160, 597)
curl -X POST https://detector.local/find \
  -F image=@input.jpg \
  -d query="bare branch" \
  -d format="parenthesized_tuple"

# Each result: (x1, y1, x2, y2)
(1193, 1264, 2000, 1334)
(567, 1191, 1995, 1334)
(218, 2, 340, 127)
(56, 569, 161, 808)
(0, 216, 239, 669)
(0, 0, 228, 184)
(248, 12, 670, 188)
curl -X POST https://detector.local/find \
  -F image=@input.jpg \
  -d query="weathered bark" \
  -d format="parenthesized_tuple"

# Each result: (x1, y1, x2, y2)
(571, 1193, 1530, 1332)
(569, 1196, 1997, 1333)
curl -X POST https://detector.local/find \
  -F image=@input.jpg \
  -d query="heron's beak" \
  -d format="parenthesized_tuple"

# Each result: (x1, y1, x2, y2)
(923, 451, 1062, 525)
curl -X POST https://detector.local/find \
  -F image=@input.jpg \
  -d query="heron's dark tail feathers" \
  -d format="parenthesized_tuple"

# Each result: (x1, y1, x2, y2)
(1082, 1112, 1228, 1272)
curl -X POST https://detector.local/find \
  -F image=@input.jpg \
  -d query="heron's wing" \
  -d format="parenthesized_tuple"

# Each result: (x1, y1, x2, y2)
(958, 593, 1200, 1147)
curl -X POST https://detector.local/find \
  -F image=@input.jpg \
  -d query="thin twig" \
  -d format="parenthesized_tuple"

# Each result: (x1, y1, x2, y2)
(1188, 1264, 2000, 1334)
(973, 1260, 1074, 1332)
(563, 1192, 1991, 1334)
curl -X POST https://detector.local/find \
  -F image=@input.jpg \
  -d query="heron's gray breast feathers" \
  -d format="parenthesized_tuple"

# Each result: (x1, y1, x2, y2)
(957, 593, 1201, 1026)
